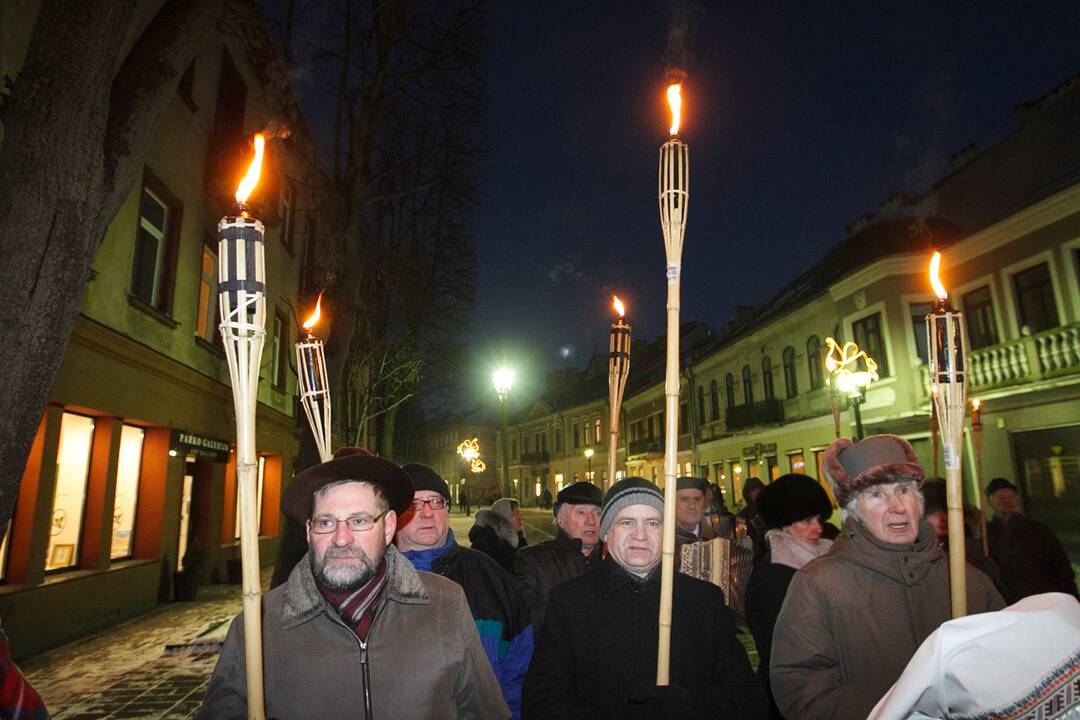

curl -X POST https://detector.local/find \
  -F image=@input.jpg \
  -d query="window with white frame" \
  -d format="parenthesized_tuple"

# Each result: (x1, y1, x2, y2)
(1013, 262, 1059, 334)
(962, 286, 999, 350)
(852, 313, 890, 376)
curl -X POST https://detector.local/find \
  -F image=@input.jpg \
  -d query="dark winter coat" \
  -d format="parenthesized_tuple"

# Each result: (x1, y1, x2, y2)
(404, 534, 533, 720)
(469, 509, 518, 571)
(198, 546, 510, 720)
(769, 519, 1005, 720)
(745, 555, 795, 719)
(988, 513, 1079, 604)
(510, 528, 602, 629)
(523, 558, 769, 720)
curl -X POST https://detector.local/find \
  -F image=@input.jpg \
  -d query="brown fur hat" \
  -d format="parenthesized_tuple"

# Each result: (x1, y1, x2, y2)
(823, 434, 924, 507)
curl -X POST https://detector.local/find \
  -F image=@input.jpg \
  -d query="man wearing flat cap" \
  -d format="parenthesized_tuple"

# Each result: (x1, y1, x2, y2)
(769, 435, 1004, 720)
(199, 450, 510, 720)
(510, 481, 604, 628)
(523, 477, 768, 719)
(394, 463, 532, 719)
(984, 477, 1078, 604)
(674, 476, 719, 552)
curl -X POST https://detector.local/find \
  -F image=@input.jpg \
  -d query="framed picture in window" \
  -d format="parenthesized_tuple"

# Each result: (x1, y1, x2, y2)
(50, 543, 75, 568)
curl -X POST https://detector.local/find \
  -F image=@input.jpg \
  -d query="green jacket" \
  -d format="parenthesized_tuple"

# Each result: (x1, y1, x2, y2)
(769, 519, 1005, 720)
(198, 545, 510, 720)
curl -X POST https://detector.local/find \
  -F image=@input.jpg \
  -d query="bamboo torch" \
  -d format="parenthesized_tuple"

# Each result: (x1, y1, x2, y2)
(296, 292, 333, 463)
(972, 399, 989, 555)
(931, 385, 940, 477)
(218, 134, 268, 719)
(657, 79, 689, 685)
(926, 251, 970, 618)
(608, 295, 631, 489)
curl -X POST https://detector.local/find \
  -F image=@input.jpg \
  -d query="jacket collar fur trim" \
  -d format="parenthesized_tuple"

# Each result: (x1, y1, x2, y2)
(280, 545, 429, 629)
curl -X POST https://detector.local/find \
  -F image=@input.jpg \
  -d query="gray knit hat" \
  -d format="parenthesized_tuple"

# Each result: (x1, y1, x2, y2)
(600, 477, 664, 538)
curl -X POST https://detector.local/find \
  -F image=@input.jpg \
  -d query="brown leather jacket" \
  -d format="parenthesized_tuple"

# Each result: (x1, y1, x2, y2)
(198, 545, 510, 719)
(769, 518, 1005, 720)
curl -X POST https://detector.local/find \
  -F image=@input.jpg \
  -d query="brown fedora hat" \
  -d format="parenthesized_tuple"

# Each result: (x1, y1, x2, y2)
(280, 448, 414, 525)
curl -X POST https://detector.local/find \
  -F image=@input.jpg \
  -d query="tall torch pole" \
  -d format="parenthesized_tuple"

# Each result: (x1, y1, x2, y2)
(927, 251, 970, 618)
(218, 134, 268, 719)
(657, 80, 688, 685)
(296, 292, 332, 463)
(608, 296, 631, 489)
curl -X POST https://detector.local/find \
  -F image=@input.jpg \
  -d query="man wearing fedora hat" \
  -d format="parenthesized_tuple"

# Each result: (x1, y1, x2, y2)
(199, 450, 510, 719)
(769, 435, 1004, 720)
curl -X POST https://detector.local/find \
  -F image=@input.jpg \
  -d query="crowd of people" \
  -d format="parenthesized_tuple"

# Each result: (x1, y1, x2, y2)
(193, 435, 1078, 719)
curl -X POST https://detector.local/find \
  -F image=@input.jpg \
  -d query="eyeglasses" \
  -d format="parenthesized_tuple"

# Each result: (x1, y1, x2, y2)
(310, 511, 388, 534)
(410, 497, 449, 512)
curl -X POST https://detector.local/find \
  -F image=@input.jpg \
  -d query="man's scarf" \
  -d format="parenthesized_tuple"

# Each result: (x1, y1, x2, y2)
(316, 556, 389, 641)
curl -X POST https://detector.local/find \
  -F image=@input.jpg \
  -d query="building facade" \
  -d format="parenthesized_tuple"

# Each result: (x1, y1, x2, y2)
(503, 74, 1080, 554)
(0, 6, 327, 655)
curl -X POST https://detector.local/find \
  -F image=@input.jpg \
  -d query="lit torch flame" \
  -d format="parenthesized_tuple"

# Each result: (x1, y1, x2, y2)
(234, 133, 266, 205)
(302, 291, 323, 331)
(666, 83, 682, 136)
(612, 295, 626, 318)
(972, 398, 981, 411)
(929, 251, 948, 302)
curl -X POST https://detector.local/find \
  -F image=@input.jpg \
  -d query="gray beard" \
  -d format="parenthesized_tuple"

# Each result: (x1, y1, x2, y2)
(312, 546, 380, 592)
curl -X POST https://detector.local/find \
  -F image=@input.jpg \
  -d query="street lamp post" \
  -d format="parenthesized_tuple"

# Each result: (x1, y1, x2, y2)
(584, 447, 594, 481)
(492, 368, 515, 499)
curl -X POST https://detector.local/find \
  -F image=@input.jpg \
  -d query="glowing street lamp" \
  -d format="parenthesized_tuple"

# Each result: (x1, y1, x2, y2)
(584, 447, 594, 480)
(492, 369, 515, 498)
(824, 338, 879, 440)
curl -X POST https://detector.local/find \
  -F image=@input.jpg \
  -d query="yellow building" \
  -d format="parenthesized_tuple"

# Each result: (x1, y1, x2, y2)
(0, 6, 327, 655)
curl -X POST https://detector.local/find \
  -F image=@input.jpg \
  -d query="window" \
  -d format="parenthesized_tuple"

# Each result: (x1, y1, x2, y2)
(0, 520, 11, 580)
(538, 432, 546, 453)
(110, 425, 145, 559)
(742, 365, 753, 405)
(511, 438, 517, 460)
(725, 374, 735, 410)
(300, 214, 319, 295)
(554, 429, 563, 453)
(594, 419, 601, 444)
(1014, 263, 1059, 334)
(679, 402, 689, 430)
(851, 313, 890, 377)
(196, 241, 220, 344)
(47, 413, 95, 571)
(962, 286, 999, 350)
(271, 311, 288, 389)
(234, 456, 266, 539)
(909, 302, 935, 364)
(762, 357, 775, 401)
(807, 336, 824, 390)
(572, 423, 580, 449)
(280, 180, 296, 252)
(583, 421, 592, 446)
(697, 386, 706, 423)
(523, 434, 530, 454)
(130, 173, 181, 313)
(782, 346, 798, 398)
(710, 380, 720, 420)
(788, 452, 806, 473)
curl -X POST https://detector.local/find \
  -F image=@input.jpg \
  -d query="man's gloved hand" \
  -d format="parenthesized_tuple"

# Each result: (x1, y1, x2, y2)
(625, 684, 703, 720)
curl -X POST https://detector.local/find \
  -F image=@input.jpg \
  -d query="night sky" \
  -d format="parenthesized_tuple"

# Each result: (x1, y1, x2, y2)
(466, 2, 1080, 408)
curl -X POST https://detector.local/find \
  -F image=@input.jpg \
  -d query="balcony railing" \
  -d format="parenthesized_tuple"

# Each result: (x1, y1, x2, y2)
(520, 450, 550, 464)
(628, 438, 663, 457)
(923, 322, 1080, 392)
(725, 399, 785, 431)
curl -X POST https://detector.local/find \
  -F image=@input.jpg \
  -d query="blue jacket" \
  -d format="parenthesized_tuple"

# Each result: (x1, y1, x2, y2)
(404, 530, 533, 719)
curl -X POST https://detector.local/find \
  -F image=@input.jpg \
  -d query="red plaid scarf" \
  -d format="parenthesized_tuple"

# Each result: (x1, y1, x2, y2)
(0, 629, 50, 719)
(316, 557, 389, 642)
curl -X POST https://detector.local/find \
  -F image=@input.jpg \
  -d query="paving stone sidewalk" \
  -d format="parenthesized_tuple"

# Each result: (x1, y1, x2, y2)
(20, 571, 266, 719)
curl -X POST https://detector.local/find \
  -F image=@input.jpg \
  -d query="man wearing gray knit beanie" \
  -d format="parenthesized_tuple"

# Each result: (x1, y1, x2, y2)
(524, 477, 768, 720)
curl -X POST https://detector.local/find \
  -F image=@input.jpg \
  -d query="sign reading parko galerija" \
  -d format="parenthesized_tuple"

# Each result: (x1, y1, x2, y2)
(170, 429, 232, 463)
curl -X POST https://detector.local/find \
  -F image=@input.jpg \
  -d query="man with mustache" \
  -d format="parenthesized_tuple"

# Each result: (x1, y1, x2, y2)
(769, 435, 1005, 720)
(523, 477, 768, 719)
(199, 450, 509, 720)
(510, 481, 604, 629)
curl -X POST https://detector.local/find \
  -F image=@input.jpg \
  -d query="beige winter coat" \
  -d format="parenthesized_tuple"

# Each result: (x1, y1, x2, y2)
(769, 519, 1004, 720)
(198, 545, 510, 719)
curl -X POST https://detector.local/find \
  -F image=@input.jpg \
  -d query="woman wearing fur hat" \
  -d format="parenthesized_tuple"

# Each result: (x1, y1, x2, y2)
(745, 474, 833, 719)
(769, 435, 1005, 720)
(469, 507, 520, 571)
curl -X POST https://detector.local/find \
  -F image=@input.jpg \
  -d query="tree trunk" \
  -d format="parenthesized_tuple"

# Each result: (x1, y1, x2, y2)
(0, 0, 223, 528)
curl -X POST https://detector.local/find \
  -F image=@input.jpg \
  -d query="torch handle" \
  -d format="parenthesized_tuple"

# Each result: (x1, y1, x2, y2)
(657, 268, 681, 686)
